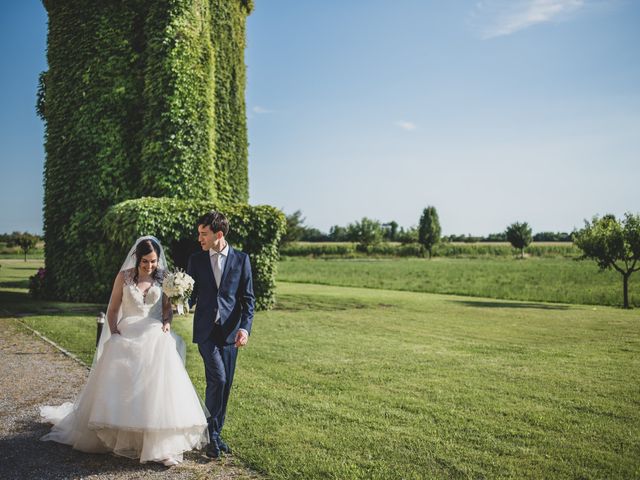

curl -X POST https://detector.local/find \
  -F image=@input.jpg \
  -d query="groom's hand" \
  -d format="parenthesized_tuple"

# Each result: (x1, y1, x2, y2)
(235, 329, 248, 347)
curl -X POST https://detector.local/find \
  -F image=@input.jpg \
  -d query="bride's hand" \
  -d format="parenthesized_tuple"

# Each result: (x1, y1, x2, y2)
(162, 323, 171, 333)
(110, 327, 121, 335)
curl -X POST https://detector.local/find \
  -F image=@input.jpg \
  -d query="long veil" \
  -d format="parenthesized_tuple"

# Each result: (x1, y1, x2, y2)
(92, 235, 186, 367)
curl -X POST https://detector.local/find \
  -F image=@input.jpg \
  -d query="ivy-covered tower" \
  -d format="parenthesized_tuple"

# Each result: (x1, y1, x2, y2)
(39, 0, 255, 301)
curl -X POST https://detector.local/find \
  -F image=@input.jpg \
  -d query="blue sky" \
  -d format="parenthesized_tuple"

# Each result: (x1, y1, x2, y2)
(1, 1, 639, 235)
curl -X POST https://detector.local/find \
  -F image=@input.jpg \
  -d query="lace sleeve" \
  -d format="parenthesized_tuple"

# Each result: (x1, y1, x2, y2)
(122, 268, 135, 286)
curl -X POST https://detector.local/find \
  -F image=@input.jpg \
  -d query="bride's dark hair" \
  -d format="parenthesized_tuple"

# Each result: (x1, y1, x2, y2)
(134, 239, 163, 284)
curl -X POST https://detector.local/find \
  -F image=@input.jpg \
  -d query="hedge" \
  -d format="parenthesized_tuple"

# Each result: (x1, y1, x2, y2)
(280, 243, 357, 257)
(280, 242, 580, 259)
(104, 198, 285, 310)
(280, 243, 425, 258)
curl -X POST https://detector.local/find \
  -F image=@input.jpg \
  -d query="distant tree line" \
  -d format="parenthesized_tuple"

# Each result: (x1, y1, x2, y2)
(282, 210, 572, 246)
(0, 232, 42, 243)
(440, 231, 571, 243)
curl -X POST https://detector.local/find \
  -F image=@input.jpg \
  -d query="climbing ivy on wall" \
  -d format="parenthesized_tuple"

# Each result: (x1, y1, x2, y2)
(40, 0, 258, 303)
(210, 0, 252, 204)
(42, 0, 147, 300)
(141, 0, 217, 201)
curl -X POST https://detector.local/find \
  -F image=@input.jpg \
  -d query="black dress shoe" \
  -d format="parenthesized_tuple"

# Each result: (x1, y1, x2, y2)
(205, 442, 220, 459)
(217, 438, 231, 454)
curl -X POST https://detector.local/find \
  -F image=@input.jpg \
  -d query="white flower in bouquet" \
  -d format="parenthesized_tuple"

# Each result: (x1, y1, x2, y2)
(163, 270, 195, 315)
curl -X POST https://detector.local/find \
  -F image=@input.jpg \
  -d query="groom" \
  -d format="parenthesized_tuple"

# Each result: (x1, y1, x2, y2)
(187, 211, 255, 459)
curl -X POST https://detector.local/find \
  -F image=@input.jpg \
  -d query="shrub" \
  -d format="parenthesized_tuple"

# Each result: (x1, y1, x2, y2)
(104, 198, 286, 310)
(29, 268, 47, 298)
(434, 243, 512, 258)
(280, 243, 357, 257)
(391, 243, 425, 257)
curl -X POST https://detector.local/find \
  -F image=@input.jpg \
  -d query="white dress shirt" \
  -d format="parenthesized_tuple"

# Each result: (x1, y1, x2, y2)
(209, 244, 228, 288)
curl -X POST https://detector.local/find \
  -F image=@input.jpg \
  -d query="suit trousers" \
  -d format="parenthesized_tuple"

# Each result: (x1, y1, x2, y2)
(197, 329, 238, 443)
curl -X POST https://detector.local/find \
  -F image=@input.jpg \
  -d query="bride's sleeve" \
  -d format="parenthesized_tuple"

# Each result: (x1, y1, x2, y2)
(106, 272, 124, 332)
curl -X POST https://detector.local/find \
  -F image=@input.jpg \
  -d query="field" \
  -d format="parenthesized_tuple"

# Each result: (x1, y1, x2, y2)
(278, 257, 639, 308)
(0, 241, 44, 259)
(1, 259, 639, 479)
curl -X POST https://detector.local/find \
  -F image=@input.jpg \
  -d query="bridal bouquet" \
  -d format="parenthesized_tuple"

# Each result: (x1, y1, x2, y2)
(163, 269, 195, 315)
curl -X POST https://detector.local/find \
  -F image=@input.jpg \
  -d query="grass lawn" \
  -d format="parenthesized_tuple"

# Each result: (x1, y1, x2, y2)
(277, 257, 640, 308)
(1, 260, 639, 479)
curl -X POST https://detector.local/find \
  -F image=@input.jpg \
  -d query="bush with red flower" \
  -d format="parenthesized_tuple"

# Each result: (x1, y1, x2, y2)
(29, 268, 47, 298)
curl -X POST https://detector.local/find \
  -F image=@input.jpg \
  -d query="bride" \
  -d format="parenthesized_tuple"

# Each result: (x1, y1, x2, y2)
(40, 236, 209, 466)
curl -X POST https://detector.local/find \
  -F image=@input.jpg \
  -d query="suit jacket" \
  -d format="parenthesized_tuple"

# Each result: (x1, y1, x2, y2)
(187, 246, 255, 345)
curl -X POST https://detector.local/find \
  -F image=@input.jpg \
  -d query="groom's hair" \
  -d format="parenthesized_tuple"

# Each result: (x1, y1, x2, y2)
(198, 211, 229, 236)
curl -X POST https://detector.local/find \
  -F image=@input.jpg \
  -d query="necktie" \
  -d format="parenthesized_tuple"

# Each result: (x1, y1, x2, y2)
(213, 253, 222, 287)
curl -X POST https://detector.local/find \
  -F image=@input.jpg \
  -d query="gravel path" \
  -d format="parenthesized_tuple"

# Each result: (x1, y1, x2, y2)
(0, 318, 262, 480)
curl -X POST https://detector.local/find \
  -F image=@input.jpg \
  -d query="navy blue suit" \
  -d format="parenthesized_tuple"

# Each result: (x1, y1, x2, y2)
(187, 246, 255, 444)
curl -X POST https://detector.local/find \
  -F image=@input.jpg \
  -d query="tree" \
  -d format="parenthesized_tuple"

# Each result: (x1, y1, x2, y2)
(485, 232, 507, 242)
(8, 232, 39, 262)
(382, 221, 399, 241)
(349, 218, 383, 251)
(282, 210, 306, 244)
(397, 226, 418, 244)
(574, 213, 640, 309)
(300, 227, 330, 242)
(533, 231, 571, 242)
(418, 206, 441, 258)
(505, 222, 532, 258)
(329, 225, 349, 242)
(281, 210, 330, 243)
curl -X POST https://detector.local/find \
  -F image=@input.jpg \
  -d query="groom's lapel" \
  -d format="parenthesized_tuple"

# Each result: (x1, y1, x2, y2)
(203, 250, 216, 289)
(219, 245, 235, 288)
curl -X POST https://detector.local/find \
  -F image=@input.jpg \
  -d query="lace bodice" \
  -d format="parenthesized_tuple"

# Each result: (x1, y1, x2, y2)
(121, 269, 165, 319)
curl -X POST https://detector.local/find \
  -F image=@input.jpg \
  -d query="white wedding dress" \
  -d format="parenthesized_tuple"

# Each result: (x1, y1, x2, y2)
(40, 270, 209, 463)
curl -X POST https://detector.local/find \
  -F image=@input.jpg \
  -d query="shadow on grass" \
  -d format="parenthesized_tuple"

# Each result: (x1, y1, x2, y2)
(449, 299, 570, 310)
(0, 279, 30, 289)
(0, 289, 103, 319)
(274, 293, 369, 312)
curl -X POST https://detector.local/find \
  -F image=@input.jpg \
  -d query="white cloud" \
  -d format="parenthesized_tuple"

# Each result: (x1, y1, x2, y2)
(475, 0, 585, 39)
(252, 105, 273, 114)
(395, 120, 417, 131)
